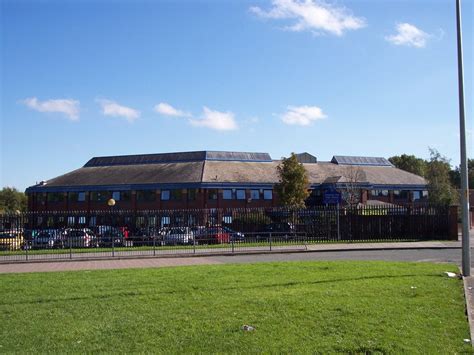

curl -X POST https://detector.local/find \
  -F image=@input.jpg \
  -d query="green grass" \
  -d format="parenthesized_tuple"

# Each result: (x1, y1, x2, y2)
(0, 261, 471, 353)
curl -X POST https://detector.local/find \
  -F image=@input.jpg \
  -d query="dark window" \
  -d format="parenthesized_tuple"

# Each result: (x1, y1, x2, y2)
(371, 190, 388, 197)
(187, 189, 197, 201)
(264, 190, 273, 200)
(250, 190, 260, 200)
(208, 189, 218, 200)
(170, 189, 182, 201)
(236, 190, 246, 200)
(91, 191, 109, 202)
(121, 191, 131, 201)
(136, 190, 156, 202)
(37, 193, 47, 204)
(47, 192, 65, 203)
(394, 190, 409, 199)
(223, 190, 232, 200)
(68, 192, 86, 202)
(161, 190, 170, 201)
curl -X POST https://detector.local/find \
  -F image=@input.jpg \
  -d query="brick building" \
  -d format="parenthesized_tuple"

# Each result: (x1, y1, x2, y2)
(25, 151, 428, 212)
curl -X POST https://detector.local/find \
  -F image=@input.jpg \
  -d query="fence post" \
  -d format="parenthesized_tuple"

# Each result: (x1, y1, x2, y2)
(231, 236, 235, 254)
(69, 233, 72, 259)
(153, 235, 156, 257)
(193, 233, 196, 254)
(25, 240, 28, 261)
(269, 232, 272, 251)
(449, 205, 459, 240)
(112, 233, 115, 257)
(337, 205, 340, 241)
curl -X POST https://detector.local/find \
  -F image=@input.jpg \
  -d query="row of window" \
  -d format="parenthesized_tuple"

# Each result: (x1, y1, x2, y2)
(37, 188, 274, 203)
(371, 190, 428, 200)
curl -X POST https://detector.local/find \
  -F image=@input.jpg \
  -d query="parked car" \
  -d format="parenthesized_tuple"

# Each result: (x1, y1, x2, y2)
(61, 228, 98, 248)
(30, 230, 63, 249)
(222, 227, 245, 242)
(163, 227, 194, 245)
(95, 228, 124, 247)
(255, 222, 296, 241)
(0, 231, 23, 251)
(194, 227, 229, 245)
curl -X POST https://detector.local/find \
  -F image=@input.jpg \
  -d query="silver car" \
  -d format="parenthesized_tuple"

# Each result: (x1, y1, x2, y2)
(163, 227, 194, 245)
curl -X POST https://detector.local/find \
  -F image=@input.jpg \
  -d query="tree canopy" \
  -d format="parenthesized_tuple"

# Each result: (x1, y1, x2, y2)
(0, 187, 27, 212)
(388, 154, 427, 177)
(274, 153, 310, 208)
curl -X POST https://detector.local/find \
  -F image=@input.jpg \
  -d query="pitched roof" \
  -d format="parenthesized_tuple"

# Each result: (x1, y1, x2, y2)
(26, 151, 427, 192)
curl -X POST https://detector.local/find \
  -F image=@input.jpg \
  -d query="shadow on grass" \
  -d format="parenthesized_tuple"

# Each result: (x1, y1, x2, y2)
(0, 273, 442, 306)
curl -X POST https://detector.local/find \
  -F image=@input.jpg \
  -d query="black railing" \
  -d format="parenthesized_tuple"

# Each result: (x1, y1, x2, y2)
(0, 205, 452, 262)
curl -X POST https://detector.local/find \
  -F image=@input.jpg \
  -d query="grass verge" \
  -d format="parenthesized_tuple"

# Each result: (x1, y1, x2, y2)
(0, 261, 471, 353)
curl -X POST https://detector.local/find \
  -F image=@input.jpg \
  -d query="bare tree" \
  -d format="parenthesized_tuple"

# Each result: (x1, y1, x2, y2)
(340, 166, 364, 207)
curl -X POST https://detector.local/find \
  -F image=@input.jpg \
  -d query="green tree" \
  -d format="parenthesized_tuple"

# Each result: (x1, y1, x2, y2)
(0, 187, 27, 212)
(449, 159, 474, 189)
(388, 154, 427, 177)
(274, 153, 310, 208)
(425, 149, 457, 206)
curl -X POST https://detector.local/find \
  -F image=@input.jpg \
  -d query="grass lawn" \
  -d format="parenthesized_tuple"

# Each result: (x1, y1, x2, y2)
(0, 261, 471, 353)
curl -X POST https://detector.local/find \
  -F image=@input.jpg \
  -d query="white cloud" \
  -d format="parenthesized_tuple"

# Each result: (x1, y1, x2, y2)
(96, 99, 140, 122)
(154, 102, 191, 117)
(21, 97, 80, 120)
(281, 105, 327, 126)
(250, 0, 366, 36)
(190, 106, 238, 131)
(385, 23, 430, 48)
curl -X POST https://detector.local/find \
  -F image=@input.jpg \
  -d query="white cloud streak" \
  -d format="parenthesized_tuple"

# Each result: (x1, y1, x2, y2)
(190, 107, 238, 131)
(96, 99, 140, 122)
(250, 0, 366, 36)
(21, 97, 80, 120)
(154, 102, 191, 117)
(281, 105, 327, 126)
(385, 23, 430, 48)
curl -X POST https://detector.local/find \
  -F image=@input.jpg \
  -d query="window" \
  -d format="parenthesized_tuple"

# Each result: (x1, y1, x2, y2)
(68, 216, 75, 225)
(208, 189, 218, 200)
(161, 216, 170, 227)
(37, 193, 47, 204)
(137, 190, 156, 202)
(69, 192, 86, 202)
(78, 216, 86, 224)
(91, 191, 109, 202)
(187, 189, 197, 201)
(170, 189, 182, 201)
(393, 190, 409, 199)
(161, 190, 170, 201)
(250, 190, 260, 200)
(223, 215, 232, 224)
(223, 190, 233, 200)
(47, 192, 65, 203)
(422, 190, 429, 199)
(413, 191, 421, 201)
(236, 190, 246, 200)
(264, 190, 273, 200)
(112, 191, 121, 201)
(371, 190, 388, 197)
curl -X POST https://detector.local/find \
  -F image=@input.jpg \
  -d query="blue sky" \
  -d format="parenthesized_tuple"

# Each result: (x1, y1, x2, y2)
(1, 0, 472, 191)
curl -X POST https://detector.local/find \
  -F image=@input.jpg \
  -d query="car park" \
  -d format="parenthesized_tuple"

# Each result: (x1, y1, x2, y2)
(61, 228, 98, 248)
(30, 230, 63, 249)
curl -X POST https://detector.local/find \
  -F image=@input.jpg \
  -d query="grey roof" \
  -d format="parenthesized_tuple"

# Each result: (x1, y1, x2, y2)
(295, 152, 317, 164)
(331, 155, 393, 167)
(26, 151, 427, 192)
(84, 151, 271, 167)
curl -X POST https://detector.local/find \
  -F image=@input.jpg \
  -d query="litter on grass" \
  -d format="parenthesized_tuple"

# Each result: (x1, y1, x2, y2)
(463, 339, 471, 343)
(241, 325, 255, 331)
(444, 272, 458, 278)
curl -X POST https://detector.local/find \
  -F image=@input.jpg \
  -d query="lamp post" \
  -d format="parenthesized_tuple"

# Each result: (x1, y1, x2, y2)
(456, 0, 470, 276)
(107, 198, 116, 256)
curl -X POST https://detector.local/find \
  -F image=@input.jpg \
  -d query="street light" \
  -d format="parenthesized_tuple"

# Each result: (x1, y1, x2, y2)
(456, 0, 470, 276)
(107, 198, 116, 208)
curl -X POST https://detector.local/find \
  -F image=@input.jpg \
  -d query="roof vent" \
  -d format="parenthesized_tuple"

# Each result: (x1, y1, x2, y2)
(39, 180, 47, 186)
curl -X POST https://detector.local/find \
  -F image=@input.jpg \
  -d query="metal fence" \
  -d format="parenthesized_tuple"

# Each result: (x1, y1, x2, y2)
(0, 205, 453, 262)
